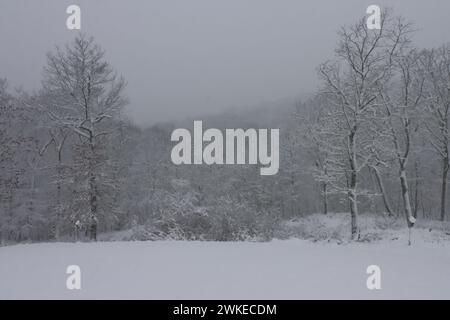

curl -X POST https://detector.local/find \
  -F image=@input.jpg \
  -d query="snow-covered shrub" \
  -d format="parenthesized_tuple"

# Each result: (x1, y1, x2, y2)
(373, 214, 403, 230)
(135, 180, 213, 240)
(273, 212, 450, 244)
(274, 213, 349, 242)
(274, 213, 401, 242)
(206, 196, 278, 241)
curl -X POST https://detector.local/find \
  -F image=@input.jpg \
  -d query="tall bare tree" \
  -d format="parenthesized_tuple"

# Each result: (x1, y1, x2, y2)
(378, 44, 424, 243)
(317, 11, 407, 239)
(40, 34, 128, 240)
(421, 45, 450, 221)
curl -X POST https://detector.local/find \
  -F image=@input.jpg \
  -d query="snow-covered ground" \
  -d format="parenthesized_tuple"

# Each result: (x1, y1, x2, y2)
(1, 238, 449, 299)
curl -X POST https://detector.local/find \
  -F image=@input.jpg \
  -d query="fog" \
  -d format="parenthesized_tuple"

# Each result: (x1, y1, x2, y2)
(1, 0, 450, 126)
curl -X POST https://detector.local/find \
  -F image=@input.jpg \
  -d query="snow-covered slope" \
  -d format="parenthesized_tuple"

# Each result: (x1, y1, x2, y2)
(1, 239, 449, 299)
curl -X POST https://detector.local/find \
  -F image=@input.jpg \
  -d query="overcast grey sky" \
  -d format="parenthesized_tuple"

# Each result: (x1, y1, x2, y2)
(1, 0, 450, 126)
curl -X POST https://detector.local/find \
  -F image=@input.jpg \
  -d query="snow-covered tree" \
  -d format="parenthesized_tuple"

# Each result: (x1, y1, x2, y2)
(39, 34, 128, 240)
(377, 43, 425, 242)
(420, 45, 450, 221)
(317, 11, 404, 239)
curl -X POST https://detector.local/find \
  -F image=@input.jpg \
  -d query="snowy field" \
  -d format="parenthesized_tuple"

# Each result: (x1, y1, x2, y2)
(1, 238, 450, 299)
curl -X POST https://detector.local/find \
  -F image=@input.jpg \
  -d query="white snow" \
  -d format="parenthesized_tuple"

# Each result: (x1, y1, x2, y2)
(1, 239, 450, 299)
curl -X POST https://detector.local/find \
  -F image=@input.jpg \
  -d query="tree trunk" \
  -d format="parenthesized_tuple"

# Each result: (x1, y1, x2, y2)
(349, 188, 358, 240)
(323, 181, 328, 215)
(400, 169, 414, 229)
(440, 158, 449, 221)
(348, 131, 358, 240)
(88, 138, 98, 241)
(371, 166, 393, 216)
(54, 150, 63, 241)
(413, 161, 420, 219)
(88, 172, 98, 241)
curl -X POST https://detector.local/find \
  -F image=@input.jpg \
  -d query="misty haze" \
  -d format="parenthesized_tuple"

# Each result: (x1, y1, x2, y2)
(1, 1, 450, 301)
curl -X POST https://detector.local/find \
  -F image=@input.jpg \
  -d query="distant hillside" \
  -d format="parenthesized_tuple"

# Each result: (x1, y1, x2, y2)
(154, 96, 306, 131)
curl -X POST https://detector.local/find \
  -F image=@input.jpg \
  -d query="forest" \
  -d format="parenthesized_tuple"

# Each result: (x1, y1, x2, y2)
(1, 9, 449, 245)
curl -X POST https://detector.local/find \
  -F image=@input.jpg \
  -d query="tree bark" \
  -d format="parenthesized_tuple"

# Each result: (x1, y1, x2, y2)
(400, 169, 414, 229)
(349, 188, 358, 240)
(88, 136, 98, 241)
(348, 131, 359, 240)
(440, 158, 449, 221)
(54, 147, 63, 240)
(413, 161, 420, 219)
(371, 165, 393, 216)
(88, 173, 98, 241)
(323, 181, 328, 215)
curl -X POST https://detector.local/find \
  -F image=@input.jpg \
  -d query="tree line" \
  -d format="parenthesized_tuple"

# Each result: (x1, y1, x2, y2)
(0, 10, 449, 243)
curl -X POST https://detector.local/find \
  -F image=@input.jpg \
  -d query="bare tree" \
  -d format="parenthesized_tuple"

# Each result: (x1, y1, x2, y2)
(40, 34, 128, 240)
(378, 44, 424, 243)
(421, 45, 450, 221)
(317, 11, 404, 239)
(0, 79, 18, 242)
(46, 127, 70, 240)
(299, 97, 331, 215)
